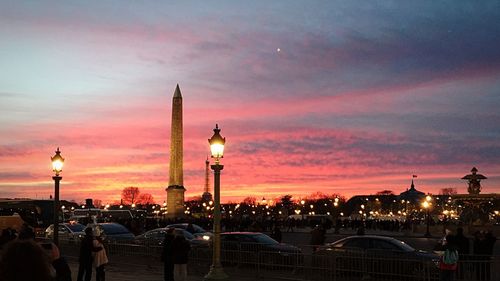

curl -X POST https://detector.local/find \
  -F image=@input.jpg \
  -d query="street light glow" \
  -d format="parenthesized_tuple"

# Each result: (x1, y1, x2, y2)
(208, 124, 225, 162)
(51, 148, 64, 176)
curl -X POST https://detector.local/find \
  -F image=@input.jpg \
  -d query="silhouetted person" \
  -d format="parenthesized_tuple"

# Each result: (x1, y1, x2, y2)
(436, 232, 458, 281)
(161, 228, 175, 281)
(356, 227, 365, 236)
(472, 230, 498, 281)
(286, 218, 295, 232)
(479, 231, 496, 281)
(93, 235, 108, 281)
(455, 227, 469, 255)
(0, 239, 54, 281)
(186, 223, 195, 234)
(0, 228, 17, 249)
(454, 227, 469, 279)
(271, 225, 282, 243)
(18, 223, 35, 240)
(42, 242, 72, 281)
(77, 227, 102, 281)
(334, 219, 341, 234)
(310, 225, 326, 251)
(172, 234, 191, 281)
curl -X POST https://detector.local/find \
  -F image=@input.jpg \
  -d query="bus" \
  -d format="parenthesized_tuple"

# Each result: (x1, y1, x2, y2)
(71, 208, 134, 222)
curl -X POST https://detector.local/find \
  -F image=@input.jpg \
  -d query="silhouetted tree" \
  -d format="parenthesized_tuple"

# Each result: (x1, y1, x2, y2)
(242, 197, 256, 206)
(280, 195, 293, 216)
(121, 187, 140, 205)
(137, 193, 155, 205)
(93, 199, 102, 208)
(305, 192, 329, 200)
(439, 188, 457, 195)
(280, 195, 293, 208)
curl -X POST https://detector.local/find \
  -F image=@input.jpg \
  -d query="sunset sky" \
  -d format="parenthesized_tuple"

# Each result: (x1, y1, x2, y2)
(1, 1, 500, 204)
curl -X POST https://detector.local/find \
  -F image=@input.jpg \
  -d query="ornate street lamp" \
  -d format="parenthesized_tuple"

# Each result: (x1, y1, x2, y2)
(422, 195, 432, 237)
(51, 147, 64, 246)
(205, 124, 228, 281)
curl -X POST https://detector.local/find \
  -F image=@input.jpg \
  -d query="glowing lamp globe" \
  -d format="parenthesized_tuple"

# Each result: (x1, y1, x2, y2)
(51, 148, 65, 176)
(208, 124, 225, 161)
(422, 201, 430, 209)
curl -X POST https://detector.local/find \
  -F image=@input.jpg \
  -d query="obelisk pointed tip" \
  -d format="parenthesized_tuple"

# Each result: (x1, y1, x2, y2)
(173, 84, 182, 98)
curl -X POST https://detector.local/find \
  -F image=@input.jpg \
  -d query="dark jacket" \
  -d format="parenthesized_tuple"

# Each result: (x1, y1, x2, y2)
(455, 233, 470, 256)
(79, 235, 102, 262)
(53, 257, 72, 281)
(172, 236, 191, 264)
(161, 233, 175, 263)
(310, 227, 326, 245)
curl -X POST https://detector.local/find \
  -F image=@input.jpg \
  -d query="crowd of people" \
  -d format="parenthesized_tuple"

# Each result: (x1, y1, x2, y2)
(0, 224, 72, 281)
(0, 217, 497, 281)
(0, 224, 107, 281)
(429, 227, 497, 281)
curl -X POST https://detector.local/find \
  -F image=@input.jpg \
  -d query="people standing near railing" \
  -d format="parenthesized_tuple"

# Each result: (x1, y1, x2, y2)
(271, 225, 282, 243)
(77, 227, 102, 281)
(474, 230, 496, 281)
(161, 228, 175, 281)
(172, 232, 191, 281)
(454, 227, 469, 280)
(286, 217, 295, 232)
(436, 231, 459, 281)
(93, 234, 108, 281)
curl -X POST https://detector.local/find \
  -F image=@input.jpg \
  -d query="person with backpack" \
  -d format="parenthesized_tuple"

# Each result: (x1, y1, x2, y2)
(436, 231, 459, 281)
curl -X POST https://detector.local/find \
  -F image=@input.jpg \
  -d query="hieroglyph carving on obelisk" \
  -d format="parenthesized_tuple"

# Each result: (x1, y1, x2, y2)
(166, 84, 185, 217)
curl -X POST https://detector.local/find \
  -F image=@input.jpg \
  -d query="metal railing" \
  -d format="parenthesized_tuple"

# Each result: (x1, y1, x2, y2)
(56, 239, 499, 281)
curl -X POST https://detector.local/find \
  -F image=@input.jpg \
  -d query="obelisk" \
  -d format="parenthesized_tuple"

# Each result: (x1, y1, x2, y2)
(166, 84, 185, 217)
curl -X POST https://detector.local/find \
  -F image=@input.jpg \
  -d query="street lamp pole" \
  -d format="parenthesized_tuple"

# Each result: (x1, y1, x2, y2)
(51, 148, 64, 246)
(205, 124, 228, 281)
(425, 208, 431, 238)
(423, 195, 432, 238)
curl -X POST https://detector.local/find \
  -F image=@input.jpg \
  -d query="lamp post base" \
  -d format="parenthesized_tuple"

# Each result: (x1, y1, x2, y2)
(204, 265, 228, 280)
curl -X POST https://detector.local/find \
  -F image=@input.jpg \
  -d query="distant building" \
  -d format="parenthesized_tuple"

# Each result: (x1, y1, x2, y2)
(398, 179, 425, 204)
(344, 178, 426, 218)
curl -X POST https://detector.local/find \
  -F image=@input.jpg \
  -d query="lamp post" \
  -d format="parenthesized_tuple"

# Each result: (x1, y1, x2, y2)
(205, 124, 228, 281)
(422, 195, 432, 238)
(51, 147, 64, 246)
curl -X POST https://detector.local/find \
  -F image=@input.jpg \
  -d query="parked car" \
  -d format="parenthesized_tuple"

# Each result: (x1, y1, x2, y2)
(87, 222, 135, 243)
(135, 227, 209, 248)
(166, 223, 212, 240)
(219, 232, 303, 268)
(313, 235, 439, 279)
(45, 222, 86, 241)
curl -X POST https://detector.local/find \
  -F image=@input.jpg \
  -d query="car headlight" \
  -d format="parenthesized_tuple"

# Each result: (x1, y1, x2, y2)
(202, 235, 210, 240)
